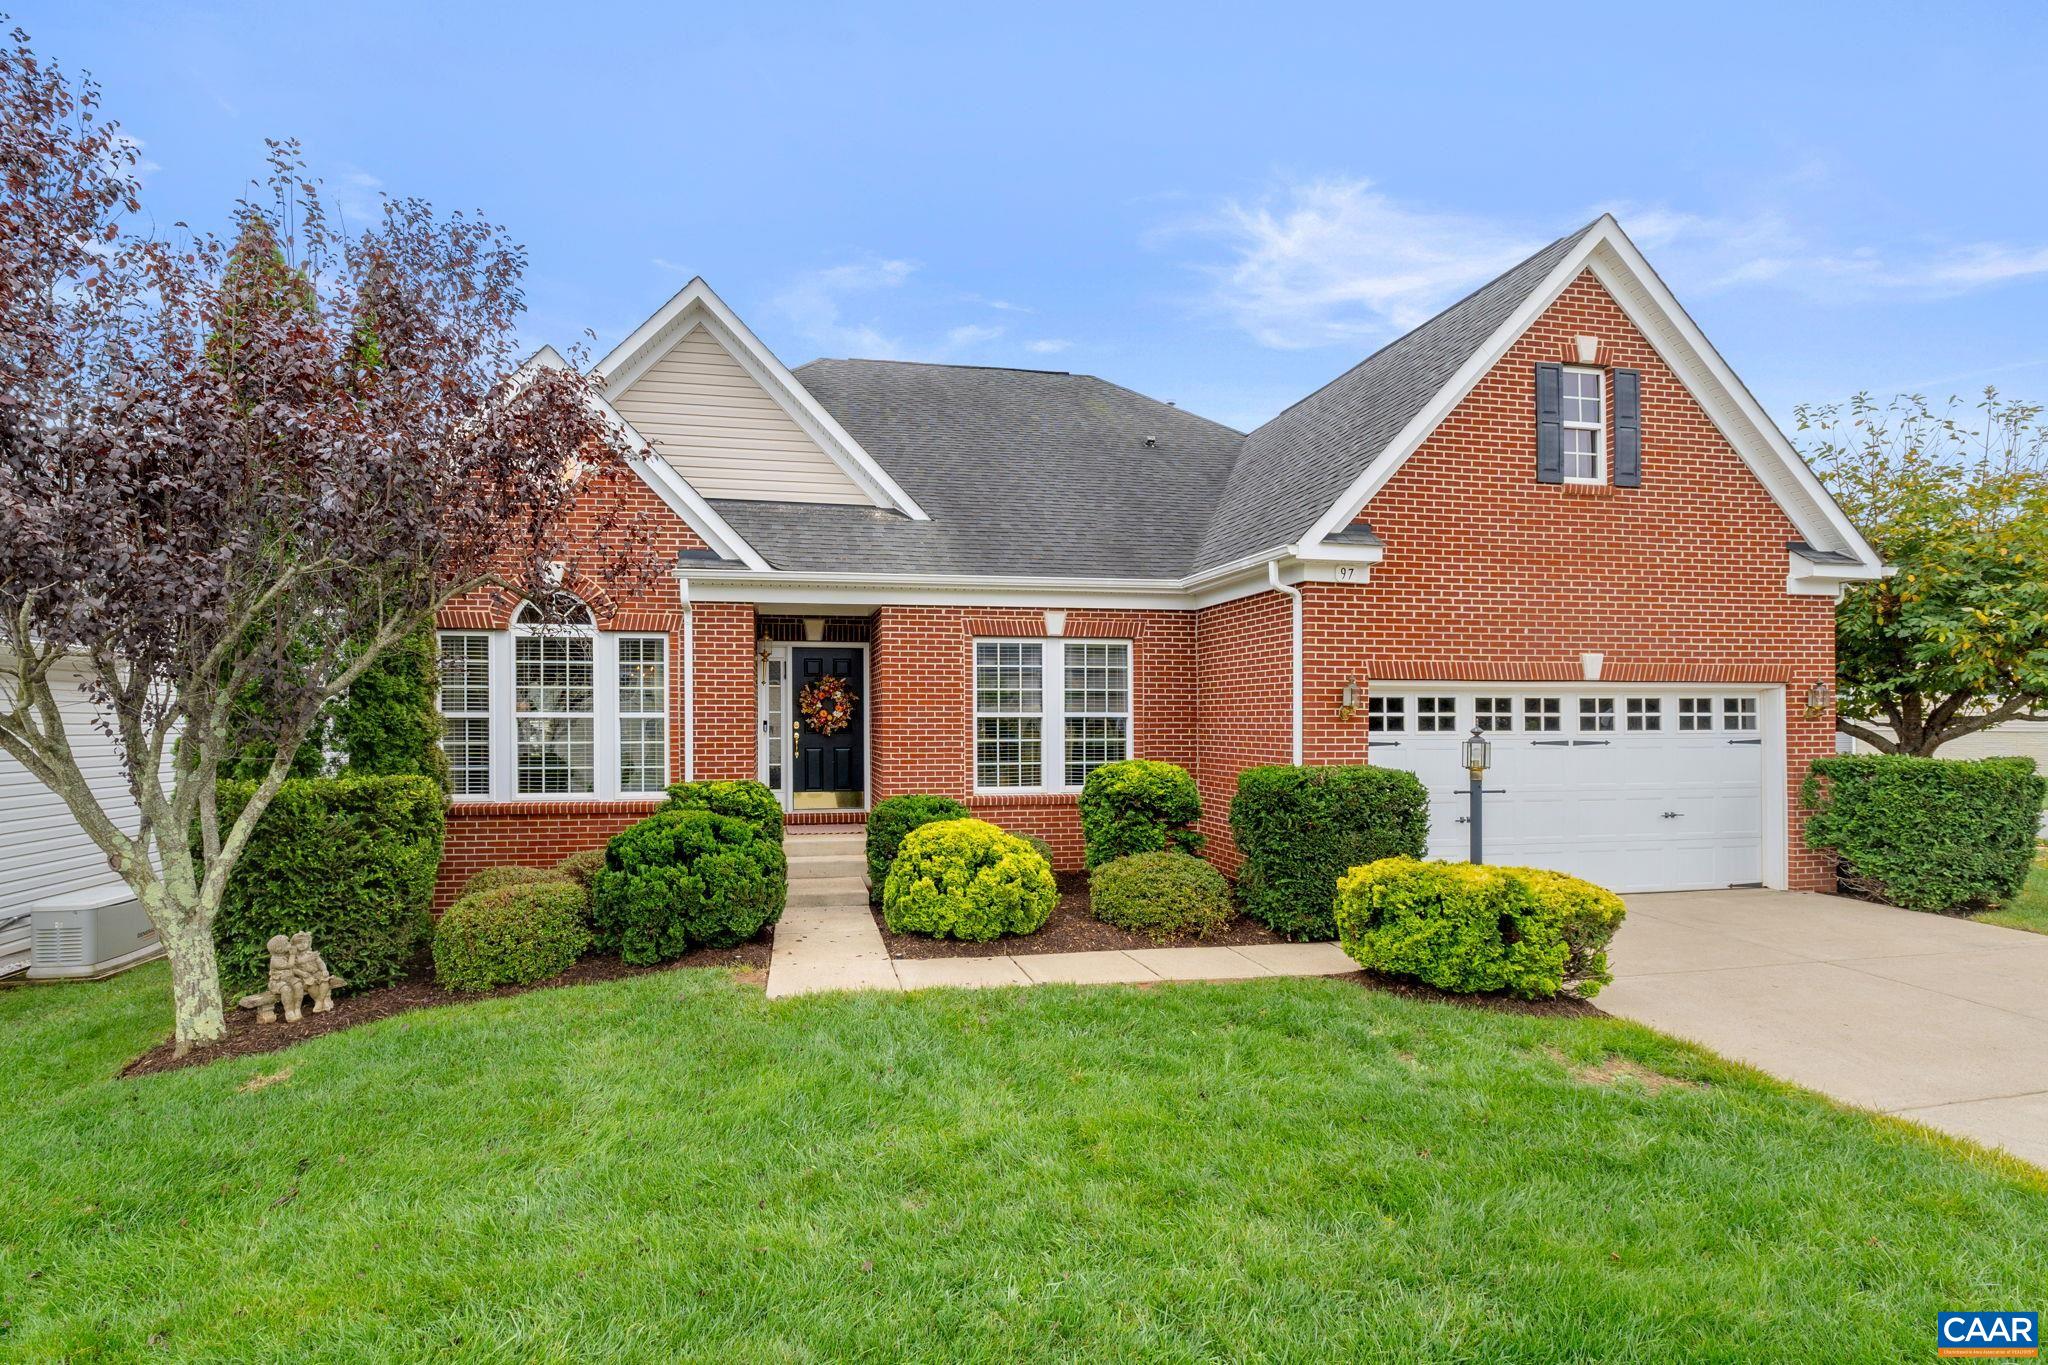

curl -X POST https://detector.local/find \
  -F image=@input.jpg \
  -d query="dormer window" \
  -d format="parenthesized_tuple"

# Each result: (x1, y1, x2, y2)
(1560, 366, 1604, 483)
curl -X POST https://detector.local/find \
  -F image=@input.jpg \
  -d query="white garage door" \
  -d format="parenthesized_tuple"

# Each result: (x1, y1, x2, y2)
(1367, 687, 1767, 892)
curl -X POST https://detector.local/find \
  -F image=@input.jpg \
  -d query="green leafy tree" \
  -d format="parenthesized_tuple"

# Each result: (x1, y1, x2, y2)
(1799, 390, 2048, 755)
(333, 626, 450, 790)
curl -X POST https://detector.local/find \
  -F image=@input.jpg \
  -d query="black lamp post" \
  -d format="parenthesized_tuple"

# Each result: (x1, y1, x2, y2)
(1460, 725, 1493, 864)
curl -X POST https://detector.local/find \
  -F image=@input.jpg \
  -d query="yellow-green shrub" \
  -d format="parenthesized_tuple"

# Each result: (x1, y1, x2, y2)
(459, 864, 570, 902)
(882, 818, 1056, 941)
(1333, 857, 1625, 999)
(1089, 850, 1234, 942)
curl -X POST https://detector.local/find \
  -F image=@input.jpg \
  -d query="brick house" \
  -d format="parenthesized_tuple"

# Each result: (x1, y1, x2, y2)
(431, 216, 1882, 905)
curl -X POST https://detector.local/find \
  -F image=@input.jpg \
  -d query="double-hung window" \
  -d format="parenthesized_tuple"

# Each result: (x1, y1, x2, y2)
(438, 634, 492, 796)
(1560, 366, 1604, 483)
(617, 636, 668, 794)
(974, 639, 1131, 791)
(515, 628, 595, 795)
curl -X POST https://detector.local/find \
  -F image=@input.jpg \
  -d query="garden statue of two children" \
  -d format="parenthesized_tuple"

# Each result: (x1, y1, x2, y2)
(236, 932, 346, 1025)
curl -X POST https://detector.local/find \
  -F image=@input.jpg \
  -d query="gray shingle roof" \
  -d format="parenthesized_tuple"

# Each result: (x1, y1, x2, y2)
(1194, 224, 1595, 569)
(698, 225, 1593, 580)
(712, 362, 1244, 578)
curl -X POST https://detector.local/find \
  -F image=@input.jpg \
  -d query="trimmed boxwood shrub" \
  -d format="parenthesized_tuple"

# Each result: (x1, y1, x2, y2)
(592, 808, 787, 963)
(208, 774, 444, 995)
(1020, 833, 1056, 869)
(1078, 760, 1203, 868)
(1334, 857, 1625, 999)
(459, 864, 569, 902)
(882, 818, 1056, 941)
(1803, 754, 2046, 912)
(1090, 850, 1234, 943)
(866, 794, 970, 897)
(1230, 765, 1429, 940)
(663, 779, 783, 842)
(433, 881, 592, 992)
(554, 847, 607, 893)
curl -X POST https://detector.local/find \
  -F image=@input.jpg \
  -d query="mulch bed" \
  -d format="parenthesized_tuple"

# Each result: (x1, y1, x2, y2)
(122, 937, 771, 1079)
(872, 873, 1292, 959)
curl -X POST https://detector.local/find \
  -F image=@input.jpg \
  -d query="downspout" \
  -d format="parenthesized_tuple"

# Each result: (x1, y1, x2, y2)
(1268, 560, 1302, 764)
(683, 604, 696, 782)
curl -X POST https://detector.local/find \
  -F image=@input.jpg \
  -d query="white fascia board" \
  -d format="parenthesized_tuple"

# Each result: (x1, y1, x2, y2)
(592, 277, 929, 521)
(1296, 216, 1884, 575)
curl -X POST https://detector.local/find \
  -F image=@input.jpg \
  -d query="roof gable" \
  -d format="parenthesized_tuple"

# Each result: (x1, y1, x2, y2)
(593, 278, 928, 519)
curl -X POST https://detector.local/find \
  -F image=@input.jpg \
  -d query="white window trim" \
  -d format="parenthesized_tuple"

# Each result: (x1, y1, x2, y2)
(972, 637, 1133, 796)
(616, 634, 669, 796)
(1561, 364, 1605, 485)
(441, 606, 679, 803)
(437, 632, 494, 797)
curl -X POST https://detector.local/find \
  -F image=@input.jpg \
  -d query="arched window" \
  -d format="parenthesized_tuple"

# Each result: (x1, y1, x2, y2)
(513, 593, 594, 628)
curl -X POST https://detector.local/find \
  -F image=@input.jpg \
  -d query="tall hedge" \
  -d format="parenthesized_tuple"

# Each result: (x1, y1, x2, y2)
(1803, 755, 2045, 912)
(865, 794, 970, 897)
(1229, 765, 1429, 939)
(334, 626, 450, 791)
(663, 779, 784, 842)
(593, 808, 787, 963)
(208, 774, 445, 995)
(1078, 760, 1203, 868)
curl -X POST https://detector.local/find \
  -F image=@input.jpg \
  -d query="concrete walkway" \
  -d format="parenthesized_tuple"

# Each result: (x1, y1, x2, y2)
(766, 832, 1357, 1000)
(1601, 889, 2048, 1168)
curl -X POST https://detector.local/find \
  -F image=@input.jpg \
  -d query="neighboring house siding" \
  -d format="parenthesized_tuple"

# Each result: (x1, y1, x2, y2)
(869, 606, 1198, 869)
(1846, 722, 2048, 764)
(0, 658, 145, 958)
(1192, 589, 1295, 872)
(1318, 269, 1837, 890)
(609, 325, 869, 505)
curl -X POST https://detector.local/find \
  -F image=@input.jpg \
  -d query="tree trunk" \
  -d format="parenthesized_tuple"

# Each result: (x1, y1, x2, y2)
(156, 910, 227, 1055)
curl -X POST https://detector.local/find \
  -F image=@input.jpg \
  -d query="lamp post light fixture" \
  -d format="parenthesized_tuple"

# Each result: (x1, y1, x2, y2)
(1461, 725, 1493, 865)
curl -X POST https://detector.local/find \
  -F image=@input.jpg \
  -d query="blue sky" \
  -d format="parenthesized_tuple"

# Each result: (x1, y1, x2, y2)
(29, 0, 2048, 432)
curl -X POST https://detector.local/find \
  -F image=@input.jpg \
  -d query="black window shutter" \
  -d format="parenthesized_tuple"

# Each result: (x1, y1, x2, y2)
(1534, 363, 1563, 484)
(1612, 367, 1642, 487)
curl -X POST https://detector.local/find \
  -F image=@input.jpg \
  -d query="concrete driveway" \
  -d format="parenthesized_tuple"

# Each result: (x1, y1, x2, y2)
(1600, 890, 2048, 1167)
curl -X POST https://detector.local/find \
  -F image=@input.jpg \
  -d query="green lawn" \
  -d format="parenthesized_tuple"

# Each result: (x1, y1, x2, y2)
(1976, 862, 2048, 935)
(4, 965, 2044, 1361)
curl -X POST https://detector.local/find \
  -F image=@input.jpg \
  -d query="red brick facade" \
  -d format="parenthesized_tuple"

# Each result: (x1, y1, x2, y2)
(432, 269, 1838, 898)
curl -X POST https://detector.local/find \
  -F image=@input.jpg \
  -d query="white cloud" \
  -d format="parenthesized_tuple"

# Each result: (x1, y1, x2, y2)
(1025, 338, 1072, 355)
(945, 323, 1004, 348)
(1177, 179, 2048, 351)
(330, 167, 385, 229)
(1173, 178, 1545, 350)
(772, 258, 917, 358)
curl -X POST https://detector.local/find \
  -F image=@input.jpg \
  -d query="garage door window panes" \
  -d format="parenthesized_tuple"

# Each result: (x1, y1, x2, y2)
(1723, 697, 1758, 731)
(1475, 696, 1513, 731)
(1579, 697, 1615, 732)
(1626, 697, 1661, 731)
(1677, 697, 1713, 731)
(1368, 696, 1405, 732)
(1522, 697, 1561, 732)
(1417, 696, 1457, 732)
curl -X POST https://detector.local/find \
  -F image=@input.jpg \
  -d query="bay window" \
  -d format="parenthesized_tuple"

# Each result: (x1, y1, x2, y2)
(975, 639, 1131, 792)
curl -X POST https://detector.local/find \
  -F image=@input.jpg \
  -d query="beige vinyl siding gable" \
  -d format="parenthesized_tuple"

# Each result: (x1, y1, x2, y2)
(609, 324, 870, 504)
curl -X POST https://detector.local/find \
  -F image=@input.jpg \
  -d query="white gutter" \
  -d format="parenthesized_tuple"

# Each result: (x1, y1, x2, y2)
(1268, 560, 1303, 764)
(676, 570, 696, 782)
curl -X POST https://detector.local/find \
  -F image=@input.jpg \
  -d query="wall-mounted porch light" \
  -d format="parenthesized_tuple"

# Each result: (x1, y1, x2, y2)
(1806, 679, 1835, 715)
(1337, 676, 1360, 720)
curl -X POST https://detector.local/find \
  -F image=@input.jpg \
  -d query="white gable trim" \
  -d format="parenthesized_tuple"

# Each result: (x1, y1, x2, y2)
(527, 345, 771, 572)
(1295, 216, 1884, 578)
(593, 278, 929, 521)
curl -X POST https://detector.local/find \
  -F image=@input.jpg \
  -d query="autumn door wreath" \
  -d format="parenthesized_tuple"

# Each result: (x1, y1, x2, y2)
(798, 675, 859, 736)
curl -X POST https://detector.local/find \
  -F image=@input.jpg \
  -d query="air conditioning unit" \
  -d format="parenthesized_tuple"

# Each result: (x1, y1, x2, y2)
(28, 883, 163, 981)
